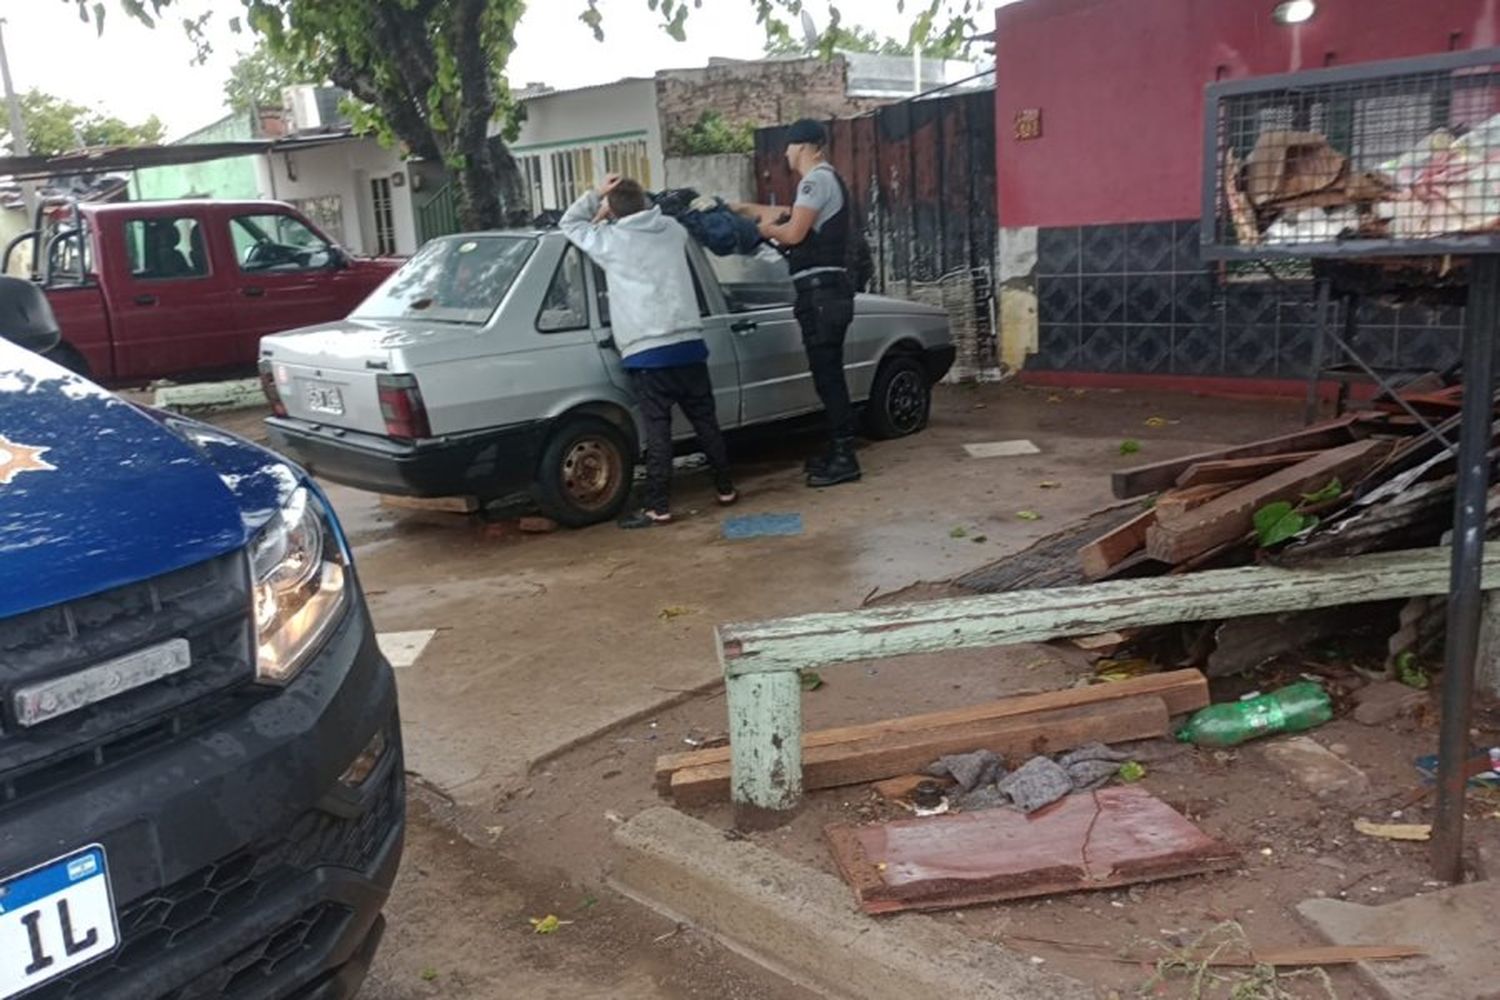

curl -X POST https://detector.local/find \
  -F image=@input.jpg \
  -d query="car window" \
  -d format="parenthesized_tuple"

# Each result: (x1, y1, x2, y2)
(707, 247, 796, 312)
(591, 252, 710, 328)
(537, 246, 590, 332)
(353, 235, 535, 326)
(124, 217, 210, 281)
(229, 213, 333, 273)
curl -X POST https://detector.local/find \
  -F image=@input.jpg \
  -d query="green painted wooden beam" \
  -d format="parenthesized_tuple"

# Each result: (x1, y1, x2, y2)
(720, 546, 1500, 678)
(718, 544, 1500, 820)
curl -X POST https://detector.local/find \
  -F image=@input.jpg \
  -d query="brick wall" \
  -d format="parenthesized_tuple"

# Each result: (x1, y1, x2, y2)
(655, 57, 886, 154)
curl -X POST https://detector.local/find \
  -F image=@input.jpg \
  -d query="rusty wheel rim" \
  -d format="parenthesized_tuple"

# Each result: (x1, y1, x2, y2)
(561, 436, 623, 511)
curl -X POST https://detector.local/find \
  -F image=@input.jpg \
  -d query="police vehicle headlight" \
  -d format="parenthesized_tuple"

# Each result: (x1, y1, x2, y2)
(249, 487, 348, 684)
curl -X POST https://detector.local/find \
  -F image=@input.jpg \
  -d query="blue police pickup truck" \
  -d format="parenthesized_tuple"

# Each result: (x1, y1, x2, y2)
(0, 275, 403, 1000)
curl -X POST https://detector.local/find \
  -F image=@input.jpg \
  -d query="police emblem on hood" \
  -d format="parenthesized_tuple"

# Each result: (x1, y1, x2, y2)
(0, 434, 55, 484)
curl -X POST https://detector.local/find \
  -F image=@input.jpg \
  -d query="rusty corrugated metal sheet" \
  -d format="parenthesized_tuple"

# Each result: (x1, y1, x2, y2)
(755, 89, 999, 378)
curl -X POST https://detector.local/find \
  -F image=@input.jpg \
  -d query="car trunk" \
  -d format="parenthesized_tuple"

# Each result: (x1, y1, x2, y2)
(260, 321, 396, 436)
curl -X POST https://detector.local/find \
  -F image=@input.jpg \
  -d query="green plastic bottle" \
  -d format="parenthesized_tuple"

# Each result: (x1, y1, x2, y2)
(1175, 681, 1333, 747)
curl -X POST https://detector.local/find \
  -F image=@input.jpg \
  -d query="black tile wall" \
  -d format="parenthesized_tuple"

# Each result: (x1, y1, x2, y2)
(1029, 218, 1468, 379)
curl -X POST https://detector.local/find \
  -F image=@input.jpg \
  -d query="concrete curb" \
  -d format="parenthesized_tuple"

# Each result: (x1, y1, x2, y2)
(153, 378, 265, 414)
(612, 806, 1097, 1000)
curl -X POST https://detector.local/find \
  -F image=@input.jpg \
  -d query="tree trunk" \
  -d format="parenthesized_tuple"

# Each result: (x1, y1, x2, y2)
(489, 138, 533, 227)
(455, 144, 504, 231)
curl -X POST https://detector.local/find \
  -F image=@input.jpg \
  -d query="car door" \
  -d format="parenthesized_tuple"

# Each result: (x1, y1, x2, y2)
(106, 210, 239, 379)
(224, 210, 345, 352)
(702, 248, 820, 425)
(589, 253, 741, 433)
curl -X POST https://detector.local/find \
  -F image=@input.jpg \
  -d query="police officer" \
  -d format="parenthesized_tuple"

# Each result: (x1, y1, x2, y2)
(737, 119, 861, 488)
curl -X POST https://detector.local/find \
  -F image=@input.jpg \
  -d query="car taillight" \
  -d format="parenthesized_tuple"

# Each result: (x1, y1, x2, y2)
(377, 374, 431, 440)
(258, 360, 287, 417)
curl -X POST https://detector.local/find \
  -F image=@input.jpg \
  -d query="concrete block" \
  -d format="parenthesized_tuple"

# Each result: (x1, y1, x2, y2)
(1353, 681, 1428, 726)
(1261, 737, 1371, 801)
(1298, 880, 1500, 1000)
(611, 807, 1093, 1000)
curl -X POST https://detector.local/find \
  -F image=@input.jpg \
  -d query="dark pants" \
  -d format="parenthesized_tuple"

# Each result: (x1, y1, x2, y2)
(794, 282, 857, 442)
(629, 362, 733, 514)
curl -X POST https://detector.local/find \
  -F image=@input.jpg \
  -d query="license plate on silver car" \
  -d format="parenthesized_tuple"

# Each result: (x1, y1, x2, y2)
(0, 846, 119, 998)
(306, 382, 345, 416)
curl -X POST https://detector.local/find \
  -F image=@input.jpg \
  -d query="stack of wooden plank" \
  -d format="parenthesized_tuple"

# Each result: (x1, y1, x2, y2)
(1083, 397, 1500, 674)
(654, 670, 1210, 806)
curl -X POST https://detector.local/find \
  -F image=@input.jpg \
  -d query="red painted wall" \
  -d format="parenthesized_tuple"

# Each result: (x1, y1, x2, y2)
(995, 0, 1500, 228)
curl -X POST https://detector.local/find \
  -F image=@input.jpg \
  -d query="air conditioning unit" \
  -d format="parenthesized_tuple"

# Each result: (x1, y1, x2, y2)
(283, 85, 323, 131)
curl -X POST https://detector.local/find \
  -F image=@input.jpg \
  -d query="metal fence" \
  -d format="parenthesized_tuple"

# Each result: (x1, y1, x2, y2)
(755, 85, 1000, 379)
(416, 181, 460, 246)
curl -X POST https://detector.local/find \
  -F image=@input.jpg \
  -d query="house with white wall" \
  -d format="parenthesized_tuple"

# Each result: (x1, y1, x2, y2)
(506, 78, 664, 215)
(505, 53, 985, 215)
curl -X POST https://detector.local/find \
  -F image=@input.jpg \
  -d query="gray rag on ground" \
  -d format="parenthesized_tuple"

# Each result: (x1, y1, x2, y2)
(923, 742, 1133, 813)
(926, 749, 1006, 792)
(997, 756, 1074, 813)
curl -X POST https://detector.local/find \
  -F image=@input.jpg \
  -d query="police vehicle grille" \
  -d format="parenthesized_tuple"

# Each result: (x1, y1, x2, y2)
(0, 550, 256, 807)
(32, 765, 401, 1000)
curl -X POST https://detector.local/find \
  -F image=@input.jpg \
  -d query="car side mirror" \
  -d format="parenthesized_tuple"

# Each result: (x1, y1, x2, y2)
(328, 245, 351, 270)
(0, 275, 61, 355)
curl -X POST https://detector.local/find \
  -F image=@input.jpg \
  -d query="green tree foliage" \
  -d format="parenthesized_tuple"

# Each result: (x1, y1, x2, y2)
(763, 21, 968, 59)
(65, 0, 982, 229)
(668, 111, 755, 156)
(223, 40, 302, 115)
(3, 89, 165, 157)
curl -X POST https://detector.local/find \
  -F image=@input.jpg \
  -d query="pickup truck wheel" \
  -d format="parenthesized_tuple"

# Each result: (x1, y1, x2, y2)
(533, 416, 635, 528)
(865, 354, 930, 439)
(45, 343, 89, 376)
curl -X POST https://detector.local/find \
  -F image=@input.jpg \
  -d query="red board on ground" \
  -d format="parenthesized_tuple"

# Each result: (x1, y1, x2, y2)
(825, 786, 1239, 915)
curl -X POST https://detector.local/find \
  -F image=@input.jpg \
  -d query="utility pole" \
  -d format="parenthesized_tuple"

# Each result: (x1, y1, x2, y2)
(0, 18, 37, 222)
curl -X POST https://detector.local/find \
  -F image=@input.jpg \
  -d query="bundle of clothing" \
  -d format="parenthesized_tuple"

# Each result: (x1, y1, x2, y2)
(653, 187, 763, 257)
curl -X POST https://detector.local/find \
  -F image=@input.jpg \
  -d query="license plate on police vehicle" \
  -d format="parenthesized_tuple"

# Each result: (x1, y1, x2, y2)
(306, 382, 344, 416)
(0, 846, 119, 998)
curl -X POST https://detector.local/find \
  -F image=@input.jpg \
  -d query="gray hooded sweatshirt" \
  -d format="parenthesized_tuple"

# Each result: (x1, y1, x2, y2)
(559, 191, 703, 362)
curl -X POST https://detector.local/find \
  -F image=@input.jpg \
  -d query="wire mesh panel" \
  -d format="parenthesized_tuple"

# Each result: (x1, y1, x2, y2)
(1203, 49, 1500, 260)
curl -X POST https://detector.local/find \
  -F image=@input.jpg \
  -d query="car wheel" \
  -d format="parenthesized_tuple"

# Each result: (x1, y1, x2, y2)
(865, 354, 930, 439)
(44, 342, 89, 376)
(533, 416, 635, 527)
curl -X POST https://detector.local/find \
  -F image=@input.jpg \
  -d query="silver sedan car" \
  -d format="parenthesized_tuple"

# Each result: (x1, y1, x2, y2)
(258, 229, 955, 526)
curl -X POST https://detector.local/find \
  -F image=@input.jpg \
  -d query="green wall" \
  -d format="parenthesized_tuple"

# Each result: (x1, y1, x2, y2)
(133, 113, 263, 202)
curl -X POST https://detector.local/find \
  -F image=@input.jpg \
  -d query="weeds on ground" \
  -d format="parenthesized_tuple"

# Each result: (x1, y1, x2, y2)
(1140, 921, 1337, 999)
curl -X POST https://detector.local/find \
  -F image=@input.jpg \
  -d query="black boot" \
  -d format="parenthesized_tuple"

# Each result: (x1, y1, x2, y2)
(803, 445, 833, 475)
(807, 438, 861, 487)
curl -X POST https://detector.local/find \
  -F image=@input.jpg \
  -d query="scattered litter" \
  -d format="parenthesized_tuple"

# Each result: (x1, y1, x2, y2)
(1414, 748, 1500, 789)
(826, 787, 1239, 913)
(376, 629, 437, 669)
(1016, 510, 1043, 521)
(963, 439, 1041, 459)
(1095, 657, 1157, 682)
(658, 605, 697, 620)
(1119, 439, 1142, 456)
(1118, 761, 1147, 783)
(529, 914, 573, 934)
(1175, 681, 1332, 747)
(1354, 818, 1432, 841)
(1144, 416, 1168, 428)
(971, 535, 989, 543)
(1395, 651, 1430, 689)
(799, 668, 824, 692)
(722, 513, 803, 540)
(949, 526, 969, 538)
(604, 810, 625, 825)
(1038, 480, 1062, 489)
(1046, 394, 1063, 403)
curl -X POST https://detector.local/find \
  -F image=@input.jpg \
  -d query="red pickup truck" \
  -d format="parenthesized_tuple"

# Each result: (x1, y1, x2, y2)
(5, 199, 400, 383)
